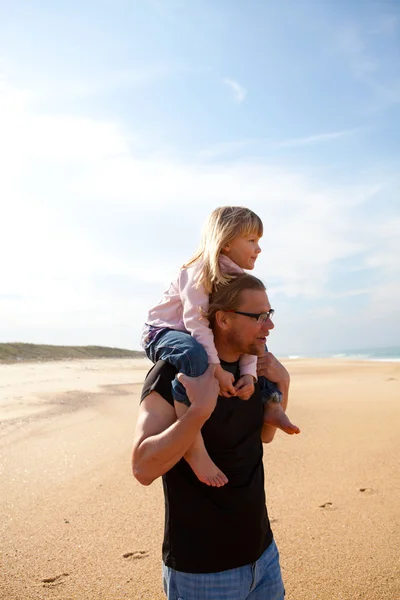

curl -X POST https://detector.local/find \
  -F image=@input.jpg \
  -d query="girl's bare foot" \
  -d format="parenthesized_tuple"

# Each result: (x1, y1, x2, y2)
(173, 385, 228, 488)
(185, 447, 228, 487)
(264, 403, 300, 434)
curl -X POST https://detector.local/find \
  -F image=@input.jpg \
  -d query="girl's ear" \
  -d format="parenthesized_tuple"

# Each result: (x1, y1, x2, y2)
(222, 243, 231, 253)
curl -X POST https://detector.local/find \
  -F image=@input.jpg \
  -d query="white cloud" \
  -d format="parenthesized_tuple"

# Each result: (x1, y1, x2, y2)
(364, 218, 400, 274)
(370, 14, 399, 36)
(336, 20, 400, 111)
(337, 25, 378, 77)
(309, 307, 337, 318)
(197, 139, 257, 159)
(62, 65, 177, 96)
(32, 63, 187, 102)
(0, 83, 129, 163)
(277, 128, 359, 148)
(197, 129, 360, 158)
(223, 78, 247, 103)
(0, 77, 398, 351)
(367, 282, 400, 315)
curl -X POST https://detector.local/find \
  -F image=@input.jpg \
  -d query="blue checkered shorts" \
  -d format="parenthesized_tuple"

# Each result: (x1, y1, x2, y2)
(162, 539, 285, 599)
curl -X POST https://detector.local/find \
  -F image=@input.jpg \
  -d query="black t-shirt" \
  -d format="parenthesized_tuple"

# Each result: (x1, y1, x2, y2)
(141, 360, 273, 573)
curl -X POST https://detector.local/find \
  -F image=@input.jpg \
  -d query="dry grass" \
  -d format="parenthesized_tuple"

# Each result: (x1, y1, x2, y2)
(0, 342, 144, 363)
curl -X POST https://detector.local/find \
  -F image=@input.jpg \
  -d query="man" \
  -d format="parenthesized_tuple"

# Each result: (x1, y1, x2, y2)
(132, 273, 293, 599)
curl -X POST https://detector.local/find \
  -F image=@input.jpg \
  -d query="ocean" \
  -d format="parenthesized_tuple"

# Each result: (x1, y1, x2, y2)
(284, 346, 400, 362)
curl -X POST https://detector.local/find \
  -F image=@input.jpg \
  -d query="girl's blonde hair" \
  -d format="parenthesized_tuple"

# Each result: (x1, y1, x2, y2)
(184, 206, 263, 294)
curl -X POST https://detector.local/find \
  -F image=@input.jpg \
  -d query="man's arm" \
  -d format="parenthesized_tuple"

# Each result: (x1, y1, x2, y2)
(132, 365, 218, 486)
(257, 353, 291, 444)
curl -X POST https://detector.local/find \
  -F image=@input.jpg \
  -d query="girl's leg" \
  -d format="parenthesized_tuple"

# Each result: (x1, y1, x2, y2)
(261, 343, 299, 435)
(147, 329, 228, 487)
(147, 329, 209, 404)
(259, 376, 300, 435)
(175, 401, 228, 487)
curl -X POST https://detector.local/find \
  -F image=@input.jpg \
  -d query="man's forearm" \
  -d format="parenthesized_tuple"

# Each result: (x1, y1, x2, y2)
(132, 407, 207, 486)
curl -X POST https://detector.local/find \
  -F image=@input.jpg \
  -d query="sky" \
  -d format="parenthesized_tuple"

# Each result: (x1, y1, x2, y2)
(0, 0, 399, 356)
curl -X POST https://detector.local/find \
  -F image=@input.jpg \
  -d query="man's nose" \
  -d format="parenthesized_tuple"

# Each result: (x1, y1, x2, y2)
(261, 318, 274, 331)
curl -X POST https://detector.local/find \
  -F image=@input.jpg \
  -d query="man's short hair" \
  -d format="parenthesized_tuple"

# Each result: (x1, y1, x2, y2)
(207, 273, 266, 329)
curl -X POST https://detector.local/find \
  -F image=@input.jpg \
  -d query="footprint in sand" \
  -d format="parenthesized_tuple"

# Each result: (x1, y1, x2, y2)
(359, 487, 377, 495)
(42, 573, 69, 587)
(319, 502, 337, 511)
(123, 550, 149, 560)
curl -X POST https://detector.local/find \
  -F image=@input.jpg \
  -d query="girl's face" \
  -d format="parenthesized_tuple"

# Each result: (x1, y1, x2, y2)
(221, 233, 262, 270)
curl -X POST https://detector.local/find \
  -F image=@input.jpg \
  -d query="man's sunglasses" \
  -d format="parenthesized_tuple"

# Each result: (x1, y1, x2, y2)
(227, 309, 275, 323)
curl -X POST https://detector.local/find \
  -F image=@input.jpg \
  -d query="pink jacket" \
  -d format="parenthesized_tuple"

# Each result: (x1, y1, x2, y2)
(146, 254, 257, 379)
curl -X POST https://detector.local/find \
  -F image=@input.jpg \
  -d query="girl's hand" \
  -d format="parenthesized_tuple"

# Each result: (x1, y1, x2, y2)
(234, 375, 255, 400)
(214, 365, 236, 397)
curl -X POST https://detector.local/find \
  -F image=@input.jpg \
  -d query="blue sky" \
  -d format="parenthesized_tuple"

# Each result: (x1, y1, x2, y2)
(0, 0, 399, 355)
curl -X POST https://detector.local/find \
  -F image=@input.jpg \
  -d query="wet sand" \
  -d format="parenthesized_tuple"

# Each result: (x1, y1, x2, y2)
(0, 357, 399, 599)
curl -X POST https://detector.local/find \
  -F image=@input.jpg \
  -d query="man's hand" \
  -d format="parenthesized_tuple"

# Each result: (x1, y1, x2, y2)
(214, 364, 236, 397)
(257, 352, 290, 391)
(234, 374, 255, 400)
(176, 364, 219, 419)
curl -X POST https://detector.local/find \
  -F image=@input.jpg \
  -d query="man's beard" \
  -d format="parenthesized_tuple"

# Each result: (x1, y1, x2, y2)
(225, 330, 261, 357)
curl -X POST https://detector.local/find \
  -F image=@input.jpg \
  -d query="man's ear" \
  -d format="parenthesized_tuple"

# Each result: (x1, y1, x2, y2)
(215, 309, 230, 330)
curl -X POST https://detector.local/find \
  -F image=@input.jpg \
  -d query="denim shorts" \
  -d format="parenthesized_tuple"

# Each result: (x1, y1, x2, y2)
(141, 325, 209, 406)
(162, 539, 285, 600)
(141, 325, 281, 406)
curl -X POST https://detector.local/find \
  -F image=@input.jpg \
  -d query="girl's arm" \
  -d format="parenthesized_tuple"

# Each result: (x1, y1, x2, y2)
(178, 266, 236, 396)
(178, 265, 220, 364)
(239, 354, 258, 380)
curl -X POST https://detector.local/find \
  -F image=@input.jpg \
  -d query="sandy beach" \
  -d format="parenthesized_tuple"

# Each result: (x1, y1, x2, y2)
(0, 357, 399, 600)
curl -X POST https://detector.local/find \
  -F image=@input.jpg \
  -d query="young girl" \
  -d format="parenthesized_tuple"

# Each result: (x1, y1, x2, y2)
(142, 206, 299, 487)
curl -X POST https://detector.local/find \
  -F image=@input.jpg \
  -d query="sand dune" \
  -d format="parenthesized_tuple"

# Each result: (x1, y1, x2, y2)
(0, 358, 399, 599)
